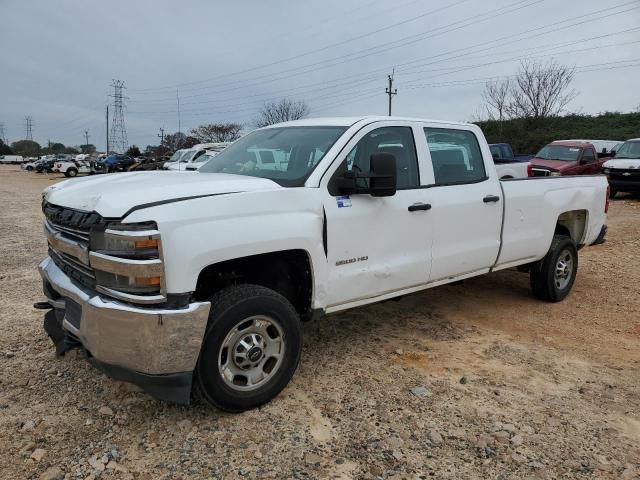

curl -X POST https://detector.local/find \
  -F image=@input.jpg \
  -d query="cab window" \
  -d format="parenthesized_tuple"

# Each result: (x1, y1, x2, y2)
(582, 148, 595, 162)
(424, 128, 486, 185)
(340, 126, 419, 189)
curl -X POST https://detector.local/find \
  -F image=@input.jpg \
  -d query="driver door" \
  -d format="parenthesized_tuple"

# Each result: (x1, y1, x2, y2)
(321, 123, 433, 308)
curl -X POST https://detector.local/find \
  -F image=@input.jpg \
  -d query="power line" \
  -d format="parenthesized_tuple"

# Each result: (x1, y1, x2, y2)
(131, 0, 542, 98)
(130, 0, 473, 94)
(128, 0, 636, 110)
(109, 80, 128, 153)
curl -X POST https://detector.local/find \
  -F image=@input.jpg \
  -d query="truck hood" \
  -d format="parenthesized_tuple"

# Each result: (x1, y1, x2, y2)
(603, 158, 640, 169)
(530, 158, 574, 171)
(43, 171, 282, 218)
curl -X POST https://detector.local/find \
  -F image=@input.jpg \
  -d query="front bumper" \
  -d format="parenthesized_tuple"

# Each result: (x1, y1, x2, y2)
(608, 178, 640, 192)
(38, 256, 210, 403)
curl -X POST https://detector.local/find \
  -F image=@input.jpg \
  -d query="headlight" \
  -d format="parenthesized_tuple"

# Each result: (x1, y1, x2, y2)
(89, 221, 166, 304)
(549, 171, 561, 177)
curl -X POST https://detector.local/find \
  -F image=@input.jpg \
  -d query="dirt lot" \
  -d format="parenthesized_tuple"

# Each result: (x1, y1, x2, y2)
(0, 164, 638, 480)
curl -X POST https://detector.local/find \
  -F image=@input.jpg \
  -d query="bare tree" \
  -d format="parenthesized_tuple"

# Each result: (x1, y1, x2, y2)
(506, 60, 578, 119)
(190, 122, 242, 143)
(255, 98, 310, 127)
(482, 79, 510, 137)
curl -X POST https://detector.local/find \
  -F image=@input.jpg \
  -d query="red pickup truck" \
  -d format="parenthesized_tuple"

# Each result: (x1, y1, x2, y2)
(530, 141, 608, 176)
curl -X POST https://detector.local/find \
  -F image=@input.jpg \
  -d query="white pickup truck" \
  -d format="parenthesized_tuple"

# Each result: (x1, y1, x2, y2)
(37, 116, 608, 411)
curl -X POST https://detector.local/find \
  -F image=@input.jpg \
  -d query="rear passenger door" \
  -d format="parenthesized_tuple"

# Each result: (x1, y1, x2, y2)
(422, 126, 502, 281)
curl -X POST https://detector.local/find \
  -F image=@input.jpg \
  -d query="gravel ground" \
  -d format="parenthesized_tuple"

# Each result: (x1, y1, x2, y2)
(0, 164, 639, 480)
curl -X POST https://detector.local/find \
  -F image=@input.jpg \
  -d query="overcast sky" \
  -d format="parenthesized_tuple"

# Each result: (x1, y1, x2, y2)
(1, 0, 639, 150)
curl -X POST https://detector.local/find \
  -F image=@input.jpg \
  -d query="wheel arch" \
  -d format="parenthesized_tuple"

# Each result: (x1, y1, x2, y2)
(193, 249, 315, 320)
(555, 209, 588, 246)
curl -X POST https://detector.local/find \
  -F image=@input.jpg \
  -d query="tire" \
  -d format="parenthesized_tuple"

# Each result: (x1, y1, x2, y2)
(530, 234, 578, 302)
(194, 284, 303, 412)
(26, 166, 33, 171)
(66, 168, 78, 177)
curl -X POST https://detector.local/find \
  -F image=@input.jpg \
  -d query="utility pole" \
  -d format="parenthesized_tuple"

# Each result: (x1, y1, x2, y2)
(109, 79, 128, 153)
(0, 122, 6, 144)
(176, 88, 181, 142)
(105, 105, 109, 155)
(83, 130, 90, 150)
(25, 116, 34, 140)
(157, 127, 165, 154)
(385, 69, 398, 116)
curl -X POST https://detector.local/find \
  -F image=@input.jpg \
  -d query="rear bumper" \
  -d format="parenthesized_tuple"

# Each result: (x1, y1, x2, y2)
(38, 256, 210, 403)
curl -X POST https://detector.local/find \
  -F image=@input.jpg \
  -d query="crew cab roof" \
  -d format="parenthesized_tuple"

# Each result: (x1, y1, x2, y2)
(264, 116, 476, 129)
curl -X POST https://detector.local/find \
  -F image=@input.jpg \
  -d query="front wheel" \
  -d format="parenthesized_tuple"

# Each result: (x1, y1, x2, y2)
(530, 234, 578, 302)
(194, 284, 303, 412)
(65, 168, 78, 177)
(26, 166, 33, 171)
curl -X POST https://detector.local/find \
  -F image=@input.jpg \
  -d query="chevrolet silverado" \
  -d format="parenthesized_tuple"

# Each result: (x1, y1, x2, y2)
(36, 116, 609, 411)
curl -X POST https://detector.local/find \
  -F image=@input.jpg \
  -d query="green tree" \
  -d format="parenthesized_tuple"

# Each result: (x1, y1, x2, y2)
(126, 145, 141, 157)
(50, 142, 66, 154)
(10, 140, 41, 156)
(0, 139, 13, 155)
(80, 144, 96, 154)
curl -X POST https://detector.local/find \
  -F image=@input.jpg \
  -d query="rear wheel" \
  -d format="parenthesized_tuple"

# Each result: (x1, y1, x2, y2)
(194, 284, 302, 412)
(65, 168, 78, 177)
(26, 166, 33, 171)
(530, 234, 577, 302)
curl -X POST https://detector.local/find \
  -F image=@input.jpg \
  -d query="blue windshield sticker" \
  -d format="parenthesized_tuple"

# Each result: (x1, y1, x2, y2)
(336, 195, 352, 208)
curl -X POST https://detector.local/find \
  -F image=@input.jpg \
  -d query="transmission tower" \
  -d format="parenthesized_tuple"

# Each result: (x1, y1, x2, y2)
(109, 80, 128, 153)
(25, 116, 34, 140)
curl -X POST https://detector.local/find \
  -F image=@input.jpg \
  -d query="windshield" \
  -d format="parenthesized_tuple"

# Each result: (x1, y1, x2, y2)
(167, 150, 185, 163)
(199, 126, 347, 186)
(614, 141, 640, 159)
(535, 145, 581, 161)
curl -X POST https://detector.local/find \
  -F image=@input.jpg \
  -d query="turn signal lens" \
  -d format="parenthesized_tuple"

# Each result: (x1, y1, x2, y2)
(134, 239, 158, 249)
(135, 276, 161, 286)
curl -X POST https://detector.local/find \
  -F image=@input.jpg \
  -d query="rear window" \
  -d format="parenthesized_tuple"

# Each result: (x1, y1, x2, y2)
(424, 128, 486, 185)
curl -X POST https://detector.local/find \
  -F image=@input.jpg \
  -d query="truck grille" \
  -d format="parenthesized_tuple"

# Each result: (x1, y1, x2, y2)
(43, 202, 102, 242)
(43, 202, 102, 289)
(609, 168, 640, 179)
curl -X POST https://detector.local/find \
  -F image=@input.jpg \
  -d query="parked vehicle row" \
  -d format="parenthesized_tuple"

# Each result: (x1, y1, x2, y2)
(37, 115, 609, 411)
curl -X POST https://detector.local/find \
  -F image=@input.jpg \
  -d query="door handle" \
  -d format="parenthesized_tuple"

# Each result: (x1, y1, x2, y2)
(408, 202, 432, 212)
(483, 195, 500, 203)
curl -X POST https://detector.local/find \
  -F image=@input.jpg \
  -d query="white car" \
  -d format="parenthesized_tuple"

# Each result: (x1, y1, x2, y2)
(53, 160, 92, 177)
(602, 138, 640, 197)
(38, 116, 608, 411)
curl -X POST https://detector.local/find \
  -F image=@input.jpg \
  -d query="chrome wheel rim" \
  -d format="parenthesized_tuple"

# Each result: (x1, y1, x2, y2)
(554, 248, 573, 290)
(218, 315, 285, 391)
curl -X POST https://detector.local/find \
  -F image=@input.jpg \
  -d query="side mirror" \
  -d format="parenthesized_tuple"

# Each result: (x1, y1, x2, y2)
(369, 153, 397, 197)
(330, 153, 397, 197)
